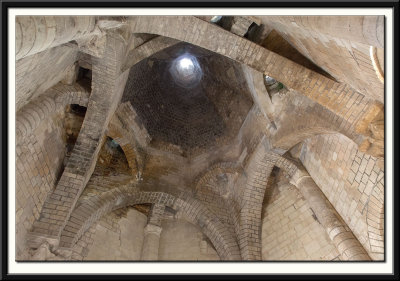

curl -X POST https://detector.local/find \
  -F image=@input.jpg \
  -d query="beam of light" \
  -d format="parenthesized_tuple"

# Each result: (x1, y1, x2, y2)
(170, 53, 202, 89)
(178, 57, 194, 70)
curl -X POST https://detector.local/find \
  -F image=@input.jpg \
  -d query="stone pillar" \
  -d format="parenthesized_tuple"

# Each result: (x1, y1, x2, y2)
(140, 224, 162, 261)
(140, 203, 165, 261)
(290, 169, 371, 261)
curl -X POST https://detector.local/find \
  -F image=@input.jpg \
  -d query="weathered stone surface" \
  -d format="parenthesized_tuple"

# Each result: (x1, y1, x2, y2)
(15, 15, 385, 263)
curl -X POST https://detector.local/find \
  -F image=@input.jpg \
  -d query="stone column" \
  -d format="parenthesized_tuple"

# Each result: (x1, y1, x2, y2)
(290, 169, 371, 261)
(140, 203, 165, 261)
(140, 224, 162, 261)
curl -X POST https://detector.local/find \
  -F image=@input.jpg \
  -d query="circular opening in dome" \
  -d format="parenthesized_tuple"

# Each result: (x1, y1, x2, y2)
(169, 53, 202, 89)
(178, 57, 194, 72)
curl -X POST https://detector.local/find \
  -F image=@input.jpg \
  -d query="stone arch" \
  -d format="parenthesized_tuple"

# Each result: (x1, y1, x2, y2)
(16, 83, 90, 142)
(269, 88, 365, 152)
(59, 186, 241, 260)
(128, 16, 372, 140)
(236, 145, 319, 260)
(236, 139, 278, 260)
(272, 126, 339, 151)
(273, 153, 299, 177)
(193, 162, 241, 195)
(107, 121, 139, 175)
(193, 162, 242, 247)
(15, 83, 90, 256)
(122, 35, 180, 72)
(273, 131, 385, 254)
(290, 132, 384, 259)
(260, 151, 375, 260)
(366, 180, 384, 258)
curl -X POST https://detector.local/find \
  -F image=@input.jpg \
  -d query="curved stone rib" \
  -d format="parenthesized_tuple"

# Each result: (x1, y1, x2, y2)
(59, 187, 241, 261)
(122, 36, 180, 72)
(29, 30, 131, 242)
(193, 162, 240, 194)
(264, 149, 374, 260)
(236, 138, 276, 260)
(128, 15, 376, 145)
(193, 162, 242, 253)
(107, 118, 140, 176)
(16, 83, 90, 142)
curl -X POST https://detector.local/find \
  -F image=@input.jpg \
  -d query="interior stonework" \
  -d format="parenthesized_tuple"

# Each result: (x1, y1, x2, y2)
(15, 15, 385, 261)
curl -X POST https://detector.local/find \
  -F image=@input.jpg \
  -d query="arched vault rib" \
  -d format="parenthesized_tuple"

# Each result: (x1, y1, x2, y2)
(237, 139, 276, 260)
(237, 141, 374, 260)
(29, 27, 132, 242)
(242, 66, 366, 152)
(127, 15, 380, 151)
(122, 36, 180, 72)
(107, 120, 139, 176)
(59, 187, 242, 260)
(16, 83, 90, 142)
(193, 162, 240, 194)
(193, 162, 242, 251)
(272, 127, 339, 152)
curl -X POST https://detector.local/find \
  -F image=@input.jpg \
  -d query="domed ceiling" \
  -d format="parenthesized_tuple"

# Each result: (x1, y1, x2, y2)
(121, 42, 253, 156)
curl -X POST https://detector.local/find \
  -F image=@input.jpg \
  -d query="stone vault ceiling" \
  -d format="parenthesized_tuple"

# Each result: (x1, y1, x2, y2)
(14, 15, 386, 264)
(121, 42, 253, 156)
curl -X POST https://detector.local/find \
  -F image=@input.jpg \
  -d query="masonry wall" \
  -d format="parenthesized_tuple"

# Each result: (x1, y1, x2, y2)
(300, 133, 384, 260)
(84, 208, 147, 260)
(159, 218, 220, 261)
(82, 210, 220, 261)
(270, 89, 359, 150)
(16, 110, 67, 257)
(16, 45, 78, 111)
(261, 181, 340, 260)
(260, 17, 384, 102)
(14, 15, 385, 262)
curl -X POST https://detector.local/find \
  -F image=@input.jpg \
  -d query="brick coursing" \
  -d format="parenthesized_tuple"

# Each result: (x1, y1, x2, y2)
(15, 83, 90, 257)
(260, 16, 384, 102)
(128, 15, 378, 147)
(262, 182, 341, 260)
(30, 30, 131, 240)
(59, 186, 241, 260)
(16, 45, 79, 110)
(16, 16, 97, 60)
(17, 83, 90, 141)
(301, 133, 384, 260)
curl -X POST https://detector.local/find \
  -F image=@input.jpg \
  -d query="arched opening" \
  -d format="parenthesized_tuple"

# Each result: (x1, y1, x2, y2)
(64, 104, 87, 154)
(60, 189, 241, 260)
(96, 136, 131, 174)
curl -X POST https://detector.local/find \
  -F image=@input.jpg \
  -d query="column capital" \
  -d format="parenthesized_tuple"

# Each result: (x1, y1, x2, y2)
(143, 224, 162, 236)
